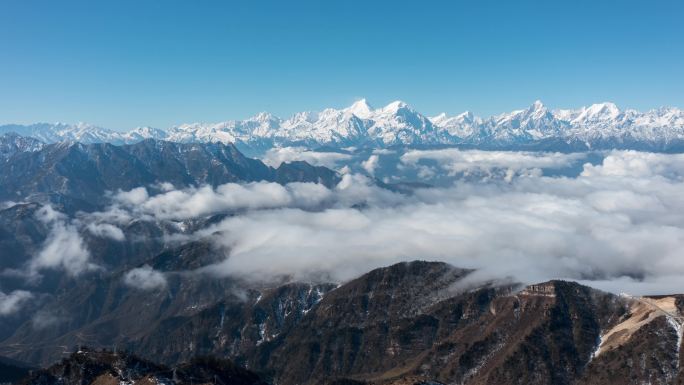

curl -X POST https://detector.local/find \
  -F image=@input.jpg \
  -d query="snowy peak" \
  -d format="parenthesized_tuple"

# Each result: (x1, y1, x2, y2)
(3, 100, 684, 150)
(430, 112, 449, 124)
(588, 102, 620, 116)
(381, 100, 409, 113)
(573, 102, 622, 123)
(531, 99, 545, 110)
(517, 100, 551, 118)
(347, 99, 374, 118)
(483, 100, 565, 141)
(431, 110, 475, 124)
(459, 110, 475, 121)
(430, 110, 480, 138)
(527, 100, 550, 117)
(360, 100, 448, 145)
(125, 126, 168, 140)
(249, 111, 281, 123)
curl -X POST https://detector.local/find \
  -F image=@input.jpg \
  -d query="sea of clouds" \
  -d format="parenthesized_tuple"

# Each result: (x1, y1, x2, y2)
(4, 149, 684, 317)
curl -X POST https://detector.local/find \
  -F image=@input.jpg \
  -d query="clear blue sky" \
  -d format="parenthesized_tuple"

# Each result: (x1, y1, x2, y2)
(1, 0, 683, 130)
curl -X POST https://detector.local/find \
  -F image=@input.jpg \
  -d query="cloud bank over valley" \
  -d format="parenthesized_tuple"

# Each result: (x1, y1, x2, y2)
(2, 149, 682, 304)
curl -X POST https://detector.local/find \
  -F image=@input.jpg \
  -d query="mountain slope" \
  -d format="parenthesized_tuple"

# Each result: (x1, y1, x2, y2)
(2, 261, 681, 385)
(253, 265, 624, 385)
(0, 238, 337, 367)
(253, 265, 683, 385)
(0, 139, 339, 209)
(0, 133, 43, 161)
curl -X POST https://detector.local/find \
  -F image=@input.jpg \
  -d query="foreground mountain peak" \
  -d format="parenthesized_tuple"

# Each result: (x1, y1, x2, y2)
(1, 259, 683, 384)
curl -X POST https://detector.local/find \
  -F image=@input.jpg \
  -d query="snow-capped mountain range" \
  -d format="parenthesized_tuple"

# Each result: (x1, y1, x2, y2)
(3, 100, 684, 151)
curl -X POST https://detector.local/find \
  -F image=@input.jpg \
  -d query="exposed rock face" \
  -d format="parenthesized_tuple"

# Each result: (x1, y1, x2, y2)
(578, 295, 684, 385)
(18, 349, 267, 385)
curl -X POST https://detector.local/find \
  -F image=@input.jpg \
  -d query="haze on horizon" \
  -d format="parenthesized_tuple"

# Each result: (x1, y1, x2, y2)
(1, 0, 683, 130)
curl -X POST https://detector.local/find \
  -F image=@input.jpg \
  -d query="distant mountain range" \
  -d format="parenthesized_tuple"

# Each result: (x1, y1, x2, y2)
(3, 100, 684, 151)
(0, 138, 339, 210)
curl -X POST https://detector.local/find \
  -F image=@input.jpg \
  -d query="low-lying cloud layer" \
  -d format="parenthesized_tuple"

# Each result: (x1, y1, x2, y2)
(400, 148, 586, 172)
(400, 148, 587, 181)
(111, 182, 335, 221)
(261, 147, 352, 169)
(14, 150, 684, 296)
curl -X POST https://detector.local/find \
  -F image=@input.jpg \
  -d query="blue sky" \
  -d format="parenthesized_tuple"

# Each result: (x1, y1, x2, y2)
(1, 0, 682, 130)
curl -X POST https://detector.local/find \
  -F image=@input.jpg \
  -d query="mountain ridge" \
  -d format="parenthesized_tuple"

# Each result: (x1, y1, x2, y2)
(3, 100, 684, 151)
(0, 138, 340, 210)
(2, 261, 683, 385)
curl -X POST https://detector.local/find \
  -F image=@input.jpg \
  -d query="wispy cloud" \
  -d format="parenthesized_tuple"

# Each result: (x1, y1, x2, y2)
(0, 290, 33, 316)
(400, 148, 586, 179)
(30, 205, 98, 277)
(261, 147, 352, 169)
(123, 265, 168, 291)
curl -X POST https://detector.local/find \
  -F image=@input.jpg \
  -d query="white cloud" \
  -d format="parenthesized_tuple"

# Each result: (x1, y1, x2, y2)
(372, 149, 395, 155)
(400, 148, 586, 177)
(114, 186, 149, 205)
(185, 151, 684, 294)
(110, 182, 333, 221)
(31, 206, 97, 277)
(123, 265, 168, 290)
(581, 151, 684, 178)
(103, 175, 403, 222)
(156, 182, 176, 192)
(73, 150, 684, 295)
(35, 204, 66, 224)
(261, 147, 352, 169)
(86, 222, 125, 241)
(0, 290, 33, 316)
(80, 206, 134, 226)
(361, 154, 380, 176)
